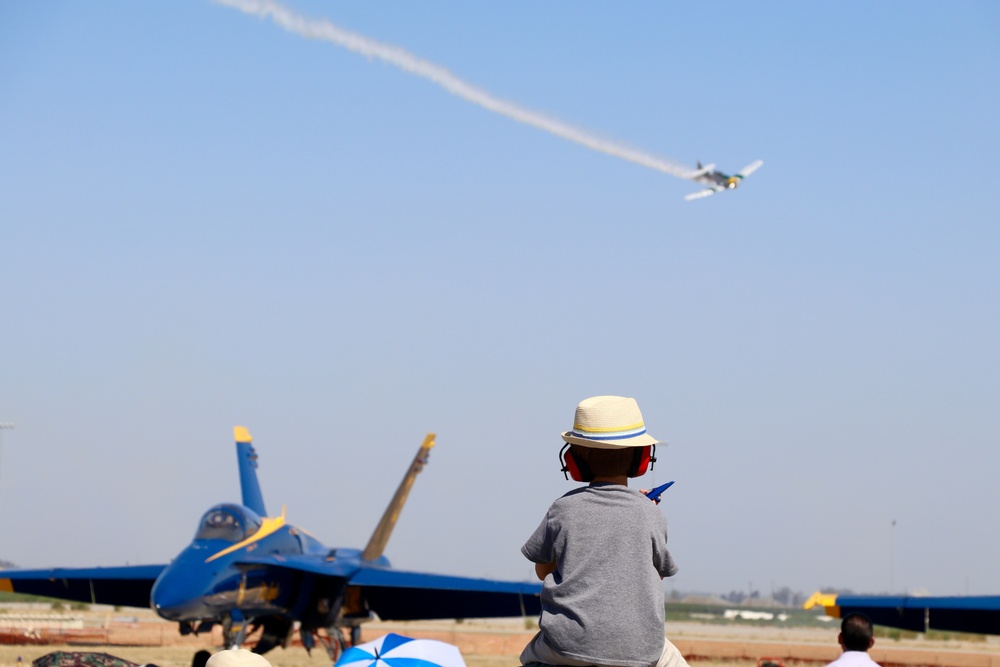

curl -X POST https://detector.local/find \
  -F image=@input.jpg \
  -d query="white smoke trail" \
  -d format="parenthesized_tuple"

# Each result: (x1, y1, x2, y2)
(213, 0, 695, 180)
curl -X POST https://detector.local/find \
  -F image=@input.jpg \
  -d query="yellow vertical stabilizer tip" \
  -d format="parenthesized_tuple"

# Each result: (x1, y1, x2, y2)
(802, 591, 839, 610)
(234, 426, 253, 443)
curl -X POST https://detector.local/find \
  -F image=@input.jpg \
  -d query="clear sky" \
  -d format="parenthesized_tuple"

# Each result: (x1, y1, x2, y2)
(1, 1, 998, 599)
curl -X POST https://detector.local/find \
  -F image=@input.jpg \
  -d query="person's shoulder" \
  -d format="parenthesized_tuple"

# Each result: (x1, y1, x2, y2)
(555, 487, 589, 501)
(625, 486, 663, 513)
(546, 486, 588, 510)
(827, 651, 879, 667)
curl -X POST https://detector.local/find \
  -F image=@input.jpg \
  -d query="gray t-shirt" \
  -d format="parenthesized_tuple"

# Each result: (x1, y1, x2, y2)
(521, 483, 678, 667)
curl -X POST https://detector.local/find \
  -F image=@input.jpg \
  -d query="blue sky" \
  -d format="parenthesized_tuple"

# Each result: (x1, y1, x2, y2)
(1, 1, 998, 599)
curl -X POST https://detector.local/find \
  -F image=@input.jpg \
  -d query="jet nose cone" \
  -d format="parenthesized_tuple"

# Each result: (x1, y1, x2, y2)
(151, 570, 210, 621)
(152, 543, 225, 621)
(151, 583, 196, 620)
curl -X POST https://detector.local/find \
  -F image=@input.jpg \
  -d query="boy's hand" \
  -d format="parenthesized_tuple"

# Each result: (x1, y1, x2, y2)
(642, 481, 674, 504)
(535, 561, 557, 581)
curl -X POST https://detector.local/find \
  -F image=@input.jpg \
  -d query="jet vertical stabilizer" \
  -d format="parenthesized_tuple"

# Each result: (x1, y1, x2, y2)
(361, 433, 436, 562)
(234, 426, 267, 517)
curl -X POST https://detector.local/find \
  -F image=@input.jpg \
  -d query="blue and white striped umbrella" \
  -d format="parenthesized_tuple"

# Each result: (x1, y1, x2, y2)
(334, 634, 466, 667)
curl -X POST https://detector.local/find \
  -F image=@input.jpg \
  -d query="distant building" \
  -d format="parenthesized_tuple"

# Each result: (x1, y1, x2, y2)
(0, 614, 84, 630)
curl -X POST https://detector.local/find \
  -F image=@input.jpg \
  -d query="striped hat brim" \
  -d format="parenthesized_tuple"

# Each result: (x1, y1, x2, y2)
(560, 428, 658, 449)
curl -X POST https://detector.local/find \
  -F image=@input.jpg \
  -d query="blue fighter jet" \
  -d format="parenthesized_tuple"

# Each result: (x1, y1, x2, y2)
(804, 591, 1000, 636)
(0, 428, 541, 660)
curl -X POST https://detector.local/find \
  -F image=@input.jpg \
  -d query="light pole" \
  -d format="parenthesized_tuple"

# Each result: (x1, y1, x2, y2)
(0, 422, 13, 477)
(0, 423, 14, 518)
(890, 519, 897, 594)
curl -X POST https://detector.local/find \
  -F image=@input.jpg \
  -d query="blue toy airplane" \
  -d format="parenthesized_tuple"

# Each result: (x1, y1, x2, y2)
(643, 481, 674, 504)
(0, 428, 541, 660)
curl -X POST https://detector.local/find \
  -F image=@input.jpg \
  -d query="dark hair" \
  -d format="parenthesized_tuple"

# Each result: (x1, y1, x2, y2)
(841, 612, 874, 651)
(569, 444, 634, 477)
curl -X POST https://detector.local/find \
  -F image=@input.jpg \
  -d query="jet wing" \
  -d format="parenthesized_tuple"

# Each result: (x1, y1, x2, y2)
(349, 567, 542, 620)
(805, 592, 1000, 635)
(0, 564, 165, 608)
(239, 554, 542, 620)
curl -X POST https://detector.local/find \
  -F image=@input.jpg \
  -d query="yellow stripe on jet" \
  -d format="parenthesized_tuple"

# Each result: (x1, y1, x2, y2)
(234, 426, 252, 443)
(206, 507, 287, 563)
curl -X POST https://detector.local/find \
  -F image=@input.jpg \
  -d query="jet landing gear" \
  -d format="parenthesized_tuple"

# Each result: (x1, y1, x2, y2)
(311, 628, 347, 662)
(221, 610, 248, 649)
(251, 617, 294, 655)
(302, 626, 361, 662)
(178, 622, 216, 667)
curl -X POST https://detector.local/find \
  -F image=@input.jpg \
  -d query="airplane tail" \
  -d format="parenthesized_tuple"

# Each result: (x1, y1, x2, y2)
(234, 426, 268, 517)
(688, 162, 716, 179)
(361, 433, 436, 562)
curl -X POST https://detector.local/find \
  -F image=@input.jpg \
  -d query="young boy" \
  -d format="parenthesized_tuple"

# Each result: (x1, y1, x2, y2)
(520, 396, 687, 667)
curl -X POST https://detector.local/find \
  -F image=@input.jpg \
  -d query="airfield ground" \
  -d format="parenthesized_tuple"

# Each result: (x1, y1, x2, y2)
(1, 606, 999, 667)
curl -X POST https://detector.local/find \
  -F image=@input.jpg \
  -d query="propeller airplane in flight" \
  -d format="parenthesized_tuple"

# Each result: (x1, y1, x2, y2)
(0, 428, 541, 661)
(684, 160, 764, 200)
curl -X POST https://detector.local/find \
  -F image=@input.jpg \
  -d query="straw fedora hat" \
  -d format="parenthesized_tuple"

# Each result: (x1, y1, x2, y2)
(560, 395, 659, 449)
(206, 649, 272, 667)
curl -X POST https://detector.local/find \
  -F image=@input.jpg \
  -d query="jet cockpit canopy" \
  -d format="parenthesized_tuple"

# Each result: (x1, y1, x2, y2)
(194, 503, 262, 542)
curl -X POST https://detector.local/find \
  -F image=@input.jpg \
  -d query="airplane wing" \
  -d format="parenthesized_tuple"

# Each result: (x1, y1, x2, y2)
(684, 188, 721, 201)
(0, 564, 165, 608)
(239, 554, 541, 620)
(804, 591, 1000, 635)
(349, 567, 542, 620)
(737, 160, 764, 178)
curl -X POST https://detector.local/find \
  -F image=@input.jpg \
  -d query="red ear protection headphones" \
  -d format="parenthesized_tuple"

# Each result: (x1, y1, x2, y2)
(559, 443, 656, 482)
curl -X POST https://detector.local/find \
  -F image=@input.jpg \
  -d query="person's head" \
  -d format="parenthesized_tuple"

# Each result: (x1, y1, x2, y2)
(205, 649, 272, 667)
(838, 613, 875, 652)
(559, 396, 659, 482)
